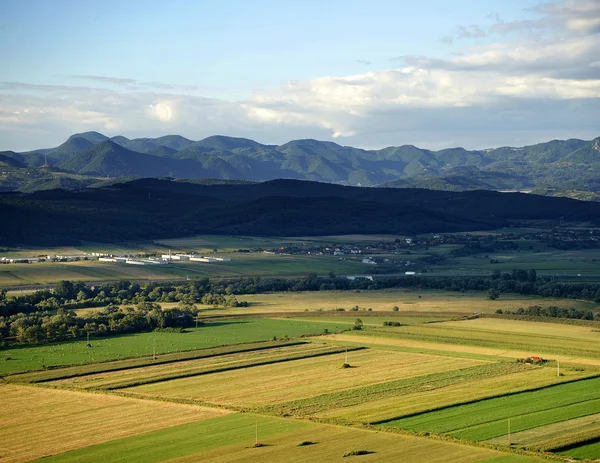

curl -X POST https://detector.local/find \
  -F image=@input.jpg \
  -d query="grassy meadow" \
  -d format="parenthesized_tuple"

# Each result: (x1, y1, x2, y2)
(340, 317, 600, 360)
(0, 318, 350, 375)
(383, 376, 600, 442)
(32, 412, 543, 463)
(124, 349, 483, 408)
(0, 383, 229, 463)
(5, 234, 600, 463)
(193, 289, 598, 316)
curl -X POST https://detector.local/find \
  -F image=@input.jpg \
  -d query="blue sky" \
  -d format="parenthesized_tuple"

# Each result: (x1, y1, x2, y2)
(1, 0, 599, 150)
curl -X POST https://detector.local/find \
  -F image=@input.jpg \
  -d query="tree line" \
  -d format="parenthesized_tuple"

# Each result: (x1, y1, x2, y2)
(496, 305, 596, 321)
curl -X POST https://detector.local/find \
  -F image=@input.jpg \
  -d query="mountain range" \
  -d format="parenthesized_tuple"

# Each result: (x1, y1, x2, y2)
(1, 132, 600, 198)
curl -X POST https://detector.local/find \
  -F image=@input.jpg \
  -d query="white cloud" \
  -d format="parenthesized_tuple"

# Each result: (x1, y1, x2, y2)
(147, 101, 176, 122)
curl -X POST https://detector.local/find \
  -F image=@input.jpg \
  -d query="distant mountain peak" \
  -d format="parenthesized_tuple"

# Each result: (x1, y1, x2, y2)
(68, 131, 109, 144)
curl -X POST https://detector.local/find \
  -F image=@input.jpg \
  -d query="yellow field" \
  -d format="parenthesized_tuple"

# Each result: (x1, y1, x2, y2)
(323, 334, 600, 366)
(169, 423, 540, 463)
(441, 318, 600, 342)
(0, 384, 230, 463)
(126, 350, 483, 407)
(317, 365, 595, 423)
(47, 343, 343, 390)
(200, 290, 595, 315)
(368, 320, 600, 358)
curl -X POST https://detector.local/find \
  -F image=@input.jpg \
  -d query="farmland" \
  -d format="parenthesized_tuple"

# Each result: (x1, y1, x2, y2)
(45, 343, 355, 391)
(3, 311, 593, 461)
(5, 228, 600, 288)
(0, 318, 351, 375)
(32, 413, 542, 463)
(214, 289, 597, 315)
(124, 349, 483, 408)
(0, 383, 229, 463)
(330, 317, 600, 360)
(4, 238, 600, 461)
(382, 376, 600, 443)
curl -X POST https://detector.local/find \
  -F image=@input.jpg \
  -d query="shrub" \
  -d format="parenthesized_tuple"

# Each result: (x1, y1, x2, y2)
(297, 441, 316, 447)
(393, 306, 399, 311)
(383, 321, 402, 327)
(343, 450, 375, 457)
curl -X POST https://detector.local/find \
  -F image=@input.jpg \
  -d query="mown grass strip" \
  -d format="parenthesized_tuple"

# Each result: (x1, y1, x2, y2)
(382, 376, 600, 440)
(48, 344, 333, 390)
(257, 362, 527, 418)
(531, 428, 600, 452)
(450, 398, 600, 441)
(6, 340, 307, 384)
(101, 346, 365, 390)
(361, 326, 600, 358)
(34, 413, 308, 463)
(485, 412, 600, 452)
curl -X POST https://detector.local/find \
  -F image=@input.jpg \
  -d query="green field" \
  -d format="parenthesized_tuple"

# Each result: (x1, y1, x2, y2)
(1, 383, 230, 463)
(4, 340, 304, 383)
(0, 318, 350, 375)
(560, 439, 600, 460)
(434, 247, 600, 275)
(34, 412, 543, 463)
(6, 270, 600, 461)
(315, 365, 594, 424)
(383, 377, 600, 441)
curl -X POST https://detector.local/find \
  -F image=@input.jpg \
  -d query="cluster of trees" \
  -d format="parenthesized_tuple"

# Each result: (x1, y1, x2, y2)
(0, 279, 248, 317)
(0, 303, 198, 346)
(496, 305, 597, 321)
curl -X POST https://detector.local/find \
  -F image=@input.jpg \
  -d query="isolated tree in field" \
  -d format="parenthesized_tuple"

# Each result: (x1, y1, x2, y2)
(487, 289, 500, 300)
(392, 306, 399, 312)
(353, 318, 363, 330)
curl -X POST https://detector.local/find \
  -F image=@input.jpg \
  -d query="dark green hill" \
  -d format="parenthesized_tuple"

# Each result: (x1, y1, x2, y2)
(147, 145, 178, 157)
(153, 135, 194, 150)
(58, 141, 170, 177)
(46, 136, 94, 162)
(190, 135, 267, 152)
(69, 131, 109, 144)
(0, 152, 26, 168)
(2, 178, 600, 245)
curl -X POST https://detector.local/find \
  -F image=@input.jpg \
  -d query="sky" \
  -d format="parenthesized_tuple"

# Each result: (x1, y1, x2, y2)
(0, 0, 599, 151)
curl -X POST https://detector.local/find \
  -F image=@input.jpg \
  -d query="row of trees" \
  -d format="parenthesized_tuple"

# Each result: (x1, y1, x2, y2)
(496, 305, 597, 321)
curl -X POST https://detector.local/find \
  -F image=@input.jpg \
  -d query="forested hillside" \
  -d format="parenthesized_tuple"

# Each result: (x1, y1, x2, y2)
(3, 132, 599, 197)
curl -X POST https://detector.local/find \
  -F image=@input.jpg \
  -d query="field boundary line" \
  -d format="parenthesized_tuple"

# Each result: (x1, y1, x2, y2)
(4, 340, 309, 383)
(373, 372, 600, 425)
